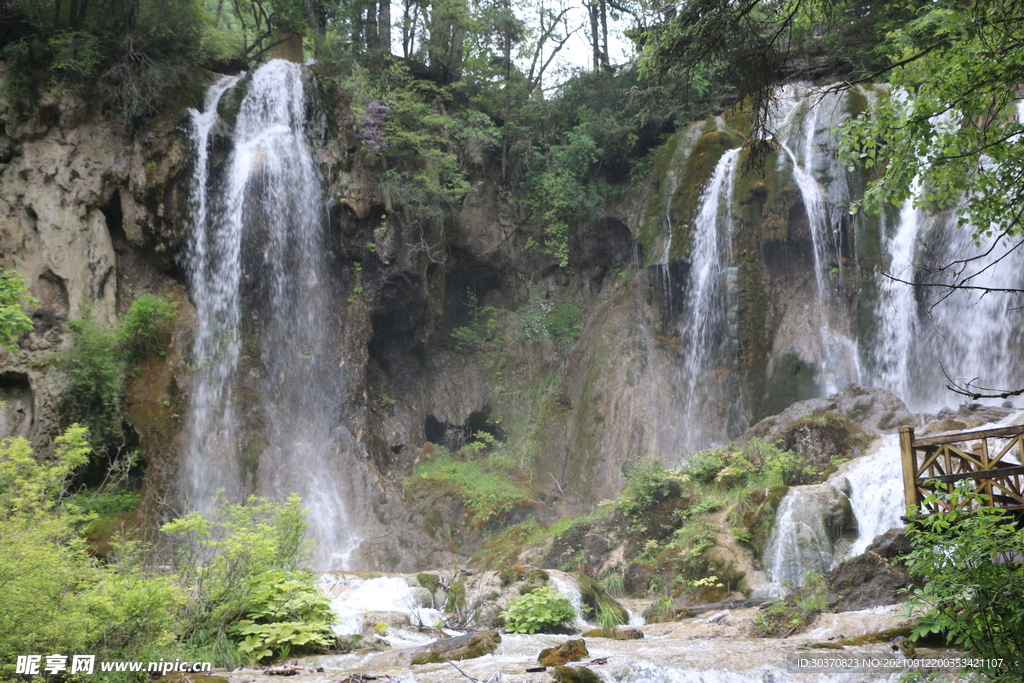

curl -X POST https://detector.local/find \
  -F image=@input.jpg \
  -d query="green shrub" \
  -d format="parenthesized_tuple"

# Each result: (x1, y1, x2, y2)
(228, 572, 336, 661)
(903, 482, 1024, 680)
(501, 586, 575, 634)
(57, 294, 177, 449)
(118, 293, 177, 361)
(59, 317, 125, 444)
(682, 448, 729, 484)
(0, 427, 181, 681)
(618, 460, 691, 529)
(162, 494, 331, 666)
(0, 268, 35, 353)
(66, 489, 141, 517)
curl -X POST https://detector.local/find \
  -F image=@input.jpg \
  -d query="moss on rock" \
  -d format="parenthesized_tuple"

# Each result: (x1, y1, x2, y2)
(538, 639, 589, 666)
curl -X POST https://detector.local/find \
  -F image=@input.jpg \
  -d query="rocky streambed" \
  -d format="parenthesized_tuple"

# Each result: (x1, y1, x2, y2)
(202, 573, 965, 683)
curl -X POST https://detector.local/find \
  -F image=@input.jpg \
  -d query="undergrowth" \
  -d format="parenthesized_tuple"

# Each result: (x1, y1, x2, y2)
(403, 439, 534, 528)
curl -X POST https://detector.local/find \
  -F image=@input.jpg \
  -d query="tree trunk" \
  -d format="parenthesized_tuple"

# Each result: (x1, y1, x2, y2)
(378, 0, 392, 62)
(301, 0, 325, 57)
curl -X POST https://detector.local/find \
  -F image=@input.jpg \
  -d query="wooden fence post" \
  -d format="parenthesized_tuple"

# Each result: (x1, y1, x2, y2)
(899, 425, 917, 510)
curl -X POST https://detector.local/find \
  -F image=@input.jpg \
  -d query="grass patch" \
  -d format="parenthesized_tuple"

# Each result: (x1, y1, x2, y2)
(403, 448, 534, 528)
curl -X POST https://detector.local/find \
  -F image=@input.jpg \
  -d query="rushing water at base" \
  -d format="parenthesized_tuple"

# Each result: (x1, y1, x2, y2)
(843, 436, 906, 558)
(184, 60, 363, 568)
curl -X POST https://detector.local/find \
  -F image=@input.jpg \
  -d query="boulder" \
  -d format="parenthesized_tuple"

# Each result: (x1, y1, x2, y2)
(740, 386, 914, 447)
(538, 639, 588, 666)
(551, 666, 602, 683)
(826, 530, 914, 611)
(407, 630, 501, 665)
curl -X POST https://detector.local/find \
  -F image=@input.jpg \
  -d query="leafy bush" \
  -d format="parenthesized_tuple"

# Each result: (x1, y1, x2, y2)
(501, 586, 574, 634)
(57, 294, 176, 449)
(617, 460, 691, 529)
(118, 293, 177, 361)
(903, 482, 1024, 680)
(162, 494, 332, 666)
(228, 572, 336, 661)
(0, 427, 181, 681)
(682, 448, 728, 484)
(0, 268, 35, 353)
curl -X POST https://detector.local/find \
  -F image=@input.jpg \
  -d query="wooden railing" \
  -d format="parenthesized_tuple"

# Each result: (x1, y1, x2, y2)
(899, 423, 1024, 515)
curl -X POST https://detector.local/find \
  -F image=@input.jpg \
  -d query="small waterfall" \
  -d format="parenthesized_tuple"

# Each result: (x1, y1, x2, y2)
(763, 485, 841, 590)
(183, 60, 364, 568)
(843, 436, 905, 557)
(549, 575, 590, 630)
(762, 440, 905, 590)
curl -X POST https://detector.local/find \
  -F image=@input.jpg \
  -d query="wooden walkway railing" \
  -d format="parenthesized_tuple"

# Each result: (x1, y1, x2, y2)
(899, 423, 1024, 515)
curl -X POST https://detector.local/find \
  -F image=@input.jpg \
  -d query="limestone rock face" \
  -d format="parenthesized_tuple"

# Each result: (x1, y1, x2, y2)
(0, 78, 193, 453)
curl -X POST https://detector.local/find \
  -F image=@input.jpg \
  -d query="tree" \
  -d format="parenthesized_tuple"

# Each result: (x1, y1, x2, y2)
(0, 269, 35, 353)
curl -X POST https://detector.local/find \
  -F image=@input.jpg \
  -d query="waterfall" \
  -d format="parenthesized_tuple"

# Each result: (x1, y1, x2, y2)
(762, 485, 842, 590)
(675, 148, 740, 451)
(768, 85, 861, 394)
(868, 98, 1024, 411)
(183, 60, 363, 569)
(843, 436, 905, 558)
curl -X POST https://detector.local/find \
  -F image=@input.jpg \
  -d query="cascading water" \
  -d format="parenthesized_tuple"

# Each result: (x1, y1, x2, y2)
(868, 98, 1024, 411)
(768, 85, 862, 394)
(842, 436, 905, 558)
(674, 148, 740, 452)
(184, 60, 364, 569)
(762, 484, 844, 591)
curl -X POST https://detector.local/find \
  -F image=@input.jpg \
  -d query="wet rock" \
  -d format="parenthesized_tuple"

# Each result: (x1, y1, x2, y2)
(920, 402, 1016, 435)
(580, 627, 643, 639)
(406, 630, 501, 665)
(575, 573, 628, 622)
(551, 665, 601, 683)
(538, 639, 589, 666)
(741, 386, 914, 446)
(360, 611, 410, 635)
(623, 562, 651, 595)
(826, 529, 914, 611)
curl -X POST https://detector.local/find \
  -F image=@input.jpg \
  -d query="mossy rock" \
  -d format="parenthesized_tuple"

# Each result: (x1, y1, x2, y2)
(408, 630, 501, 665)
(551, 666, 602, 683)
(335, 634, 389, 652)
(837, 626, 915, 646)
(538, 639, 588, 666)
(774, 411, 871, 474)
(575, 573, 629, 623)
(581, 628, 644, 640)
(417, 572, 441, 593)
